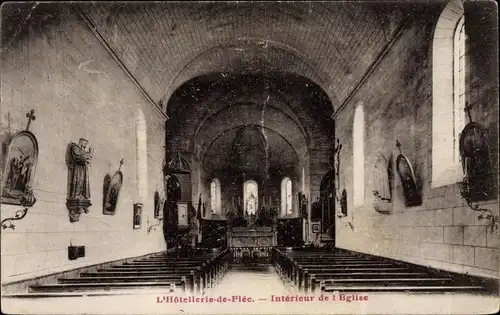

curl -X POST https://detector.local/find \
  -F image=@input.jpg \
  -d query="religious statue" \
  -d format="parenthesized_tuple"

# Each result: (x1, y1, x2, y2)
(66, 138, 93, 222)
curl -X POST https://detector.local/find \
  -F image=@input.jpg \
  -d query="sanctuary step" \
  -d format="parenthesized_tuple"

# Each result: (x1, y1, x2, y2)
(273, 247, 492, 294)
(27, 248, 230, 296)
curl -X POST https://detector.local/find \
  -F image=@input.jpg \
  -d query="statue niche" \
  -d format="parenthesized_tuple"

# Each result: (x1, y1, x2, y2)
(66, 138, 93, 222)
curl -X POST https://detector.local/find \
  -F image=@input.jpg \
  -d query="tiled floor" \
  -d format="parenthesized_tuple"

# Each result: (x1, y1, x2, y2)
(2, 265, 498, 315)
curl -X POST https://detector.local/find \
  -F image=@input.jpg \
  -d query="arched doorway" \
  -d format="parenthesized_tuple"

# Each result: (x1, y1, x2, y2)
(320, 170, 335, 240)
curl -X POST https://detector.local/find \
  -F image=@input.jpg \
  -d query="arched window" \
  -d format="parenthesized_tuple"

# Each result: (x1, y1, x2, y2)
(243, 180, 258, 215)
(210, 178, 221, 214)
(135, 109, 148, 204)
(281, 177, 293, 216)
(432, 0, 466, 188)
(353, 104, 364, 207)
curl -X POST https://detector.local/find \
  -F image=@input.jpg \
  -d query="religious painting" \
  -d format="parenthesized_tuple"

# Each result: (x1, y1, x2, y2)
(1, 130, 39, 206)
(133, 202, 142, 229)
(102, 172, 123, 215)
(312, 223, 321, 233)
(66, 138, 93, 222)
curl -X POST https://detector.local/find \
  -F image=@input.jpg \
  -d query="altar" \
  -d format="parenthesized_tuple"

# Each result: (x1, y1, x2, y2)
(228, 226, 277, 263)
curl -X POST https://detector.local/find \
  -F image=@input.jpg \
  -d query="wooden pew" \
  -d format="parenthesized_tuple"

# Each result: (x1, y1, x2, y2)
(30, 248, 231, 295)
(274, 248, 487, 294)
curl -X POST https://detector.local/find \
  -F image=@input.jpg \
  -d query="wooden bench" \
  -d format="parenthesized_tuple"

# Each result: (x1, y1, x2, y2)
(29, 248, 231, 295)
(273, 248, 487, 294)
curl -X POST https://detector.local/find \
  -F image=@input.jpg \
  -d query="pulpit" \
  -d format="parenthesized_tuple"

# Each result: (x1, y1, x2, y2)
(228, 226, 277, 263)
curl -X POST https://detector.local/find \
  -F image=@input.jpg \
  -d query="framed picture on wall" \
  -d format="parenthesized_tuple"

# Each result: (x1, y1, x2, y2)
(1, 130, 39, 206)
(133, 203, 142, 229)
(312, 223, 321, 233)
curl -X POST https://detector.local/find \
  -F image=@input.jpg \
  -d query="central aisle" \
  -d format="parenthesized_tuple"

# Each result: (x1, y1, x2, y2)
(207, 264, 292, 297)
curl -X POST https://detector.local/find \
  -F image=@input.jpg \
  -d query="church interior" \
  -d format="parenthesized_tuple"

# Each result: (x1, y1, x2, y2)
(1, 1, 499, 314)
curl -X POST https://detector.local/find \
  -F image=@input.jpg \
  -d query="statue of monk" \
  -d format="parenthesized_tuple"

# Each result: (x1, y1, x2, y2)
(68, 138, 92, 200)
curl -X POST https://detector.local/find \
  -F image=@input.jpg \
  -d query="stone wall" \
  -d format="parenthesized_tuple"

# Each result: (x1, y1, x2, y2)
(1, 8, 167, 284)
(334, 4, 499, 279)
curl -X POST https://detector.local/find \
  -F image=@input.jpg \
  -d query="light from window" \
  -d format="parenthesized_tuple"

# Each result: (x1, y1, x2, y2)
(432, 0, 465, 188)
(454, 17, 466, 163)
(281, 177, 293, 216)
(210, 178, 221, 214)
(244, 180, 258, 215)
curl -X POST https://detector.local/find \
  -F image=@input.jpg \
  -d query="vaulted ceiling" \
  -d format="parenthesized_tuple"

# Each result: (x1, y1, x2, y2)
(166, 73, 333, 174)
(78, 2, 413, 111)
(1, 1, 440, 176)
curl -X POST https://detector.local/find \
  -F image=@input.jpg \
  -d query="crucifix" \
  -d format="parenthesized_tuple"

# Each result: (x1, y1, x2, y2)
(25, 110, 36, 131)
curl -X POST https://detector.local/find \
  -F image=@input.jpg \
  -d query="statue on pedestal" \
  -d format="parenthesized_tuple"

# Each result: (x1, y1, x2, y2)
(66, 138, 93, 222)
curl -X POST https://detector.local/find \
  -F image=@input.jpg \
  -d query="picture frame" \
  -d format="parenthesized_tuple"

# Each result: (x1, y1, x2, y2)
(133, 203, 142, 229)
(102, 171, 123, 215)
(1, 130, 39, 206)
(312, 223, 321, 233)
